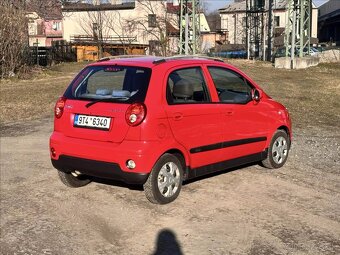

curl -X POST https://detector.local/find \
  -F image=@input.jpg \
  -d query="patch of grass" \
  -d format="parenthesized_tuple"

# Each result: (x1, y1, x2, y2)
(0, 62, 88, 125)
(227, 59, 340, 129)
(0, 60, 339, 130)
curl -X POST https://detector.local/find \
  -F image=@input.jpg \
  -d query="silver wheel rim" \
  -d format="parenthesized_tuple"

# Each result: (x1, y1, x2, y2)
(157, 162, 180, 198)
(272, 136, 288, 164)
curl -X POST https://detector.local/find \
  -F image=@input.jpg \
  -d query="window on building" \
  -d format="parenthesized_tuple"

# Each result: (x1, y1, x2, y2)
(242, 17, 246, 27)
(242, 37, 246, 44)
(149, 40, 160, 55)
(274, 16, 280, 27)
(52, 21, 61, 31)
(148, 14, 157, 28)
(93, 23, 98, 39)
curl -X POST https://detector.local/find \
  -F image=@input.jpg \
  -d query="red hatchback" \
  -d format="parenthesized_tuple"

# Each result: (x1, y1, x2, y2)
(50, 56, 291, 204)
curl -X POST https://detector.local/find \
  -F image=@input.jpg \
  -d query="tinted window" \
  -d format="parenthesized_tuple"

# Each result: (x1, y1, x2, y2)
(208, 67, 252, 104)
(64, 65, 151, 103)
(167, 67, 210, 104)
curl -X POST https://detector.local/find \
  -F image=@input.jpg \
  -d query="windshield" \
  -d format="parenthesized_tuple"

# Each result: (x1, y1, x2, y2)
(64, 65, 152, 103)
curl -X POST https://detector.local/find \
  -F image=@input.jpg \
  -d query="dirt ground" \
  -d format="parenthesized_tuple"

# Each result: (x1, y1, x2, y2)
(1, 60, 339, 255)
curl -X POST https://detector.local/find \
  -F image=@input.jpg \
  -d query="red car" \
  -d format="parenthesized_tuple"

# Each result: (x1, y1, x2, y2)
(50, 56, 291, 204)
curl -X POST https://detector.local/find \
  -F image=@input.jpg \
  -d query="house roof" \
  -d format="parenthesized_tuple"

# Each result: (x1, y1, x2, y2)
(318, 0, 340, 20)
(219, 0, 316, 13)
(219, 0, 286, 13)
(62, 1, 135, 12)
(26, 4, 62, 19)
(166, 21, 179, 36)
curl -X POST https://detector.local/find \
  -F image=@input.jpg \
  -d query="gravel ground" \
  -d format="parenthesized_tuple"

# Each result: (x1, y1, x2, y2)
(1, 61, 339, 254)
(0, 120, 339, 255)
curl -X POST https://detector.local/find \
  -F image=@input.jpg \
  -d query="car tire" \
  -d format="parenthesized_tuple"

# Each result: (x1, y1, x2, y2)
(58, 170, 91, 188)
(143, 153, 183, 204)
(262, 129, 290, 169)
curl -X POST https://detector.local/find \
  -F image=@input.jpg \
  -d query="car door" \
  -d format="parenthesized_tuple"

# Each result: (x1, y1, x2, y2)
(206, 66, 269, 160)
(164, 65, 225, 169)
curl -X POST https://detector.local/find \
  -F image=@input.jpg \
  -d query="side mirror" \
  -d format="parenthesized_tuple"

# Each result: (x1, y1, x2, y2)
(252, 89, 261, 102)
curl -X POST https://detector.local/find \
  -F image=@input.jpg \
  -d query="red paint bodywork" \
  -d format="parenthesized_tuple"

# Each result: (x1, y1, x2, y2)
(50, 57, 292, 178)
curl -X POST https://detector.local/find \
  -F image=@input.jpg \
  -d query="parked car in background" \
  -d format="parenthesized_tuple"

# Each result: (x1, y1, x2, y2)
(50, 56, 292, 204)
(209, 50, 247, 59)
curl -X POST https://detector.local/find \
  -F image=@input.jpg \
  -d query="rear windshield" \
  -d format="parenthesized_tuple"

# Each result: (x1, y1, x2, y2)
(64, 65, 152, 103)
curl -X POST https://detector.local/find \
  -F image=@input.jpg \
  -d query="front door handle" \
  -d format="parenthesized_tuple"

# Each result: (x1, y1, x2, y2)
(174, 113, 183, 121)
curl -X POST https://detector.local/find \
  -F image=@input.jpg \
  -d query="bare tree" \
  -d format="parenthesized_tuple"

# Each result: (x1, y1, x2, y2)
(205, 11, 221, 32)
(106, 11, 138, 55)
(73, 5, 135, 57)
(76, 8, 110, 58)
(128, 0, 177, 56)
(0, 1, 30, 78)
(26, 0, 64, 17)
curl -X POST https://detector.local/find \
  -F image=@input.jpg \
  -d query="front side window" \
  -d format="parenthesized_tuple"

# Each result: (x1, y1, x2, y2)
(208, 67, 252, 104)
(167, 67, 210, 104)
(64, 65, 152, 103)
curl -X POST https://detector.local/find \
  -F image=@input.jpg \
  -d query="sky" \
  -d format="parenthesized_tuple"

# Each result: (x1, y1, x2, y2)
(203, 0, 330, 13)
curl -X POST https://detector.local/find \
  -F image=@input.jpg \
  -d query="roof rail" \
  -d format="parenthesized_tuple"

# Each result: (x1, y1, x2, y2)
(152, 55, 224, 64)
(97, 55, 148, 62)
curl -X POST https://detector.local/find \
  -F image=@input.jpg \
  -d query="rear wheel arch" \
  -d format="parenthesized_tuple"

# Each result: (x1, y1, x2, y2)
(164, 149, 189, 179)
(163, 148, 188, 167)
(143, 153, 184, 204)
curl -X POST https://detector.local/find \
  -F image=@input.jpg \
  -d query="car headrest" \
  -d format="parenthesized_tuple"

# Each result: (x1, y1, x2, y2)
(173, 79, 194, 99)
(96, 88, 111, 96)
(112, 90, 131, 98)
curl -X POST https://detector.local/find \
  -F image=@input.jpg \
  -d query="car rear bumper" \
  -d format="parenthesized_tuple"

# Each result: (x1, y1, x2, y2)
(52, 155, 149, 184)
(50, 131, 161, 184)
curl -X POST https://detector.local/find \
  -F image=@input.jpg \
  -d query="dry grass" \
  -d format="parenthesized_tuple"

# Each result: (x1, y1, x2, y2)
(1, 60, 339, 129)
(227, 60, 340, 129)
(0, 62, 87, 125)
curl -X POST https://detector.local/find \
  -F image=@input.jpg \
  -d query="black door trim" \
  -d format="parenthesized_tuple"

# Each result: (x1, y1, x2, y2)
(190, 136, 267, 154)
(185, 150, 268, 180)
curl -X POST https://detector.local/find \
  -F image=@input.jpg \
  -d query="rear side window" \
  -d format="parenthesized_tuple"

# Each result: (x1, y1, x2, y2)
(208, 67, 252, 104)
(64, 65, 152, 103)
(167, 67, 210, 104)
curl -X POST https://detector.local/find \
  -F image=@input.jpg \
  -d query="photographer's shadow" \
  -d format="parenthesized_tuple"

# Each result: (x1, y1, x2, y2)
(152, 229, 183, 255)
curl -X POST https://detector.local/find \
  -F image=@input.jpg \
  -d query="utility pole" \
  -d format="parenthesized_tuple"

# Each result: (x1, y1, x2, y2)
(267, 0, 274, 61)
(284, 0, 311, 68)
(246, 0, 265, 60)
(179, 0, 200, 55)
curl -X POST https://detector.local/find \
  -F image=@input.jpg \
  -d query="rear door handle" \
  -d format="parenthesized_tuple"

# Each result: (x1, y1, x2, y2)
(225, 110, 234, 116)
(174, 113, 183, 121)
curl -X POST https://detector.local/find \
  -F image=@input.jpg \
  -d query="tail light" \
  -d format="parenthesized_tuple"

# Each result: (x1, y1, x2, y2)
(125, 103, 146, 126)
(55, 97, 66, 119)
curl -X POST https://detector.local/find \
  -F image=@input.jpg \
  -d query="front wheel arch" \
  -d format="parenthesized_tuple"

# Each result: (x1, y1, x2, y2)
(262, 129, 290, 169)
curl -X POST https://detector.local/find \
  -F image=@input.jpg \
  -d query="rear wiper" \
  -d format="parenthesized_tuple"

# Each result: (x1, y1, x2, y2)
(85, 97, 129, 108)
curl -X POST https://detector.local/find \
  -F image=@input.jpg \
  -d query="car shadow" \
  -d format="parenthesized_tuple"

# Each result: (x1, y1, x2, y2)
(89, 162, 260, 191)
(89, 177, 143, 191)
(183, 162, 259, 185)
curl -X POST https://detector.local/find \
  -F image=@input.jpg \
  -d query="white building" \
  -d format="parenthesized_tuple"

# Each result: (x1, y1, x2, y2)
(62, 0, 177, 57)
(219, 0, 318, 46)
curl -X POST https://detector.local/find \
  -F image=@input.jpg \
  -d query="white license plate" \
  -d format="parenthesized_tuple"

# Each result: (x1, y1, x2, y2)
(74, 114, 111, 130)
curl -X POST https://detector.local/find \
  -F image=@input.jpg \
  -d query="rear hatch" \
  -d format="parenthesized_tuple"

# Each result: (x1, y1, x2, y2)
(57, 64, 151, 143)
